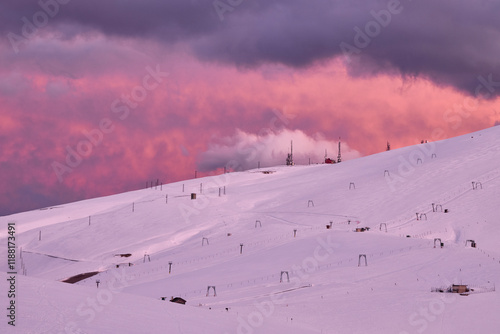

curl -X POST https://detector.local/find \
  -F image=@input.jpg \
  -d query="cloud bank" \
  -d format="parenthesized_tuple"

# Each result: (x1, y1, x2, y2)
(197, 129, 361, 171)
(2, 0, 500, 96)
(2, 1, 500, 216)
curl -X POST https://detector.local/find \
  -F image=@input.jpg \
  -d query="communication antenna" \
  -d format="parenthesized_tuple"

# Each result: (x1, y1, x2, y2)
(286, 140, 294, 166)
(337, 137, 342, 163)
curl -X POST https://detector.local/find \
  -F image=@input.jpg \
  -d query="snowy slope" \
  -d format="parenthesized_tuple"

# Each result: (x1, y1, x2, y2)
(1, 126, 500, 333)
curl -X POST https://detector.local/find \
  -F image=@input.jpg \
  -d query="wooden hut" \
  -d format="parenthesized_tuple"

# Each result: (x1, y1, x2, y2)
(451, 285, 469, 294)
(169, 297, 187, 305)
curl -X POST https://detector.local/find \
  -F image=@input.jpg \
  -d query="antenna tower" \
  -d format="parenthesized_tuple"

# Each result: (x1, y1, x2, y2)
(337, 137, 342, 163)
(286, 140, 294, 166)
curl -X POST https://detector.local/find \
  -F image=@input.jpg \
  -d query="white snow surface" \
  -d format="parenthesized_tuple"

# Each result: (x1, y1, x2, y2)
(1, 126, 500, 334)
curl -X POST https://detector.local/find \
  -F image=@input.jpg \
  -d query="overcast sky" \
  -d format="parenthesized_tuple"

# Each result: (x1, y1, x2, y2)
(1, 0, 500, 216)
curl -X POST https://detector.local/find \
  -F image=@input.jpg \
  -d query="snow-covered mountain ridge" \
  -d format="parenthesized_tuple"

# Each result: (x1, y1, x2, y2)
(2, 126, 499, 333)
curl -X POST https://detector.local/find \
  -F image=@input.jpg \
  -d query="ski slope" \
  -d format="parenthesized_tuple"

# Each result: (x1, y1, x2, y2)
(1, 126, 500, 334)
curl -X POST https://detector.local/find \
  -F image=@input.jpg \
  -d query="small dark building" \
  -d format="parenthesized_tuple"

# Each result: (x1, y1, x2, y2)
(450, 285, 469, 294)
(169, 297, 187, 305)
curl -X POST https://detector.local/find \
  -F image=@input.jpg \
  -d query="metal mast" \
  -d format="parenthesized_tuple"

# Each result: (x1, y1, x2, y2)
(337, 137, 342, 163)
(286, 140, 294, 166)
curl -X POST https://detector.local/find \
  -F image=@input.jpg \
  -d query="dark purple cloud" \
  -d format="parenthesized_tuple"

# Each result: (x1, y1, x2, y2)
(2, 0, 500, 97)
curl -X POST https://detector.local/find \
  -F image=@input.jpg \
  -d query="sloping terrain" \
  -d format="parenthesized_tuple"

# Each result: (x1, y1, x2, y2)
(1, 126, 499, 333)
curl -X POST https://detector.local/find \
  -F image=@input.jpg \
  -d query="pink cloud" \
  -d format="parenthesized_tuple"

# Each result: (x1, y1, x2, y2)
(1, 45, 499, 216)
